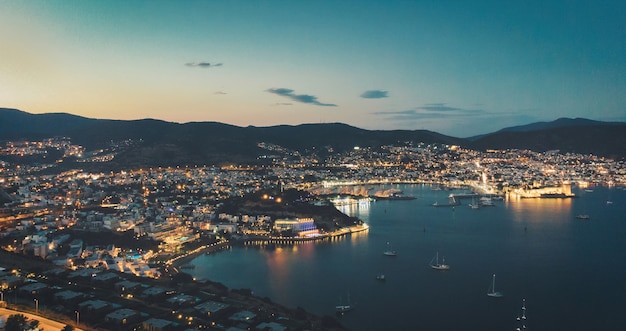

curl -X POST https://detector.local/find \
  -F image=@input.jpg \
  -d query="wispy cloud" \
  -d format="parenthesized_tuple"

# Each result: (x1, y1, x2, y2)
(372, 103, 484, 120)
(266, 88, 337, 107)
(418, 103, 463, 112)
(185, 62, 223, 68)
(361, 90, 389, 99)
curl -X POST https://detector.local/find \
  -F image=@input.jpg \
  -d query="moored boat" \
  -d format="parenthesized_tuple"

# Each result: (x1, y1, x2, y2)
(335, 292, 353, 314)
(487, 274, 503, 298)
(430, 252, 450, 270)
(383, 242, 397, 256)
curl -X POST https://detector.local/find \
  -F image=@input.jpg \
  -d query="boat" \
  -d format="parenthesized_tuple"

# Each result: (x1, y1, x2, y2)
(515, 298, 527, 330)
(487, 274, 503, 298)
(378, 192, 416, 200)
(376, 274, 386, 281)
(540, 192, 573, 198)
(479, 196, 495, 206)
(335, 303, 352, 314)
(575, 214, 590, 220)
(430, 252, 450, 270)
(383, 242, 397, 256)
(469, 196, 480, 209)
(335, 293, 353, 314)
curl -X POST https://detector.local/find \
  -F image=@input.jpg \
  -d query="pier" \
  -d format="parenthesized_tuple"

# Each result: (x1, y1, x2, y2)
(240, 223, 369, 246)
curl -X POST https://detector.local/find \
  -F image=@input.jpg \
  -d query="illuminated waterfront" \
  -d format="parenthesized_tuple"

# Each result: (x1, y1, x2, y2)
(189, 184, 626, 331)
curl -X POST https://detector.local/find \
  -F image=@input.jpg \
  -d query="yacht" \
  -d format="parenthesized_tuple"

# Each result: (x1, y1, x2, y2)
(430, 252, 450, 270)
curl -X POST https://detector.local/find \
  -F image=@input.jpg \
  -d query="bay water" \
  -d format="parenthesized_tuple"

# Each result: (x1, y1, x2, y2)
(189, 185, 626, 330)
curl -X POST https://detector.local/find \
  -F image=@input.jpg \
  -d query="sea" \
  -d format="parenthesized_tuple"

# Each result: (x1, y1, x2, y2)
(188, 184, 626, 331)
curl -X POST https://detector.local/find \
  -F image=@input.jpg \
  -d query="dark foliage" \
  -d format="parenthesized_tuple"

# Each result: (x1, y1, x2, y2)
(4, 314, 30, 331)
(171, 272, 194, 285)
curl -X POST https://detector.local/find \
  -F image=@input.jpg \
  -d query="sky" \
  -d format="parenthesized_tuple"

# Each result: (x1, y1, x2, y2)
(1, 0, 625, 137)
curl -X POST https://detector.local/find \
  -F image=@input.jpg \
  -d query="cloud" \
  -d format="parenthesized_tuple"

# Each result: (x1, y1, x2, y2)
(361, 90, 389, 99)
(372, 103, 485, 120)
(418, 103, 463, 112)
(266, 88, 337, 107)
(214, 91, 227, 95)
(185, 62, 223, 68)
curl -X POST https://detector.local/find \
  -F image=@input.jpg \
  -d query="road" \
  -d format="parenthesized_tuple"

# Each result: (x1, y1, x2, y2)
(0, 307, 83, 331)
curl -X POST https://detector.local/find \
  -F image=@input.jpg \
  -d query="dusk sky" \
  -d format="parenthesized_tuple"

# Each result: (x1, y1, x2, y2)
(2, 0, 624, 137)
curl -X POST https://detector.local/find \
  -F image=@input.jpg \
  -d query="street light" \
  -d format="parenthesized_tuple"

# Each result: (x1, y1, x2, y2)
(75, 310, 80, 326)
(34, 298, 38, 314)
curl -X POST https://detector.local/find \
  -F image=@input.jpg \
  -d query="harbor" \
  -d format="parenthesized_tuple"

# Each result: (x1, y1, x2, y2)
(188, 184, 626, 331)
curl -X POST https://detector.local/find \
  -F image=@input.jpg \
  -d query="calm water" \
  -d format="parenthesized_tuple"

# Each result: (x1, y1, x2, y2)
(189, 185, 626, 331)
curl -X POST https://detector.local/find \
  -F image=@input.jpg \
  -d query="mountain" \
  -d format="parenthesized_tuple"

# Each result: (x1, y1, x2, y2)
(469, 119, 626, 159)
(1, 108, 624, 165)
(0, 107, 97, 139)
(0, 108, 464, 166)
(492, 117, 618, 133)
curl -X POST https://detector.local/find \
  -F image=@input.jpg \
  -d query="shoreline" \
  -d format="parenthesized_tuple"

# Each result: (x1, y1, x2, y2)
(167, 223, 370, 272)
(166, 239, 230, 270)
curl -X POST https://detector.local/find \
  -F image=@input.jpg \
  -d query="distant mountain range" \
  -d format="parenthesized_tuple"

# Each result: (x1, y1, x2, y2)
(1, 108, 624, 166)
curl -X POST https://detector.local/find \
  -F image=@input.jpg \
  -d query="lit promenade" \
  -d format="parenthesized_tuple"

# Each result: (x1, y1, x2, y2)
(0, 307, 83, 331)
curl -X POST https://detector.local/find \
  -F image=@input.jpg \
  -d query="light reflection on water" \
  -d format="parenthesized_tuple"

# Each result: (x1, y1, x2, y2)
(190, 185, 626, 331)
(506, 196, 573, 223)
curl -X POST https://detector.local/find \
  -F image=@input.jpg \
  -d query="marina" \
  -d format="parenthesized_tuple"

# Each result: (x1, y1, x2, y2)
(189, 184, 626, 331)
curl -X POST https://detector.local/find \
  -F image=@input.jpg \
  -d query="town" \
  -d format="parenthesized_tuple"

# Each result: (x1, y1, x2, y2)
(1, 137, 624, 330)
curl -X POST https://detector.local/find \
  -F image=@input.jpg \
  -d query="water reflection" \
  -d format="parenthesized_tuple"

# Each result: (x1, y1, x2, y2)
(334, 197, 372, 220)
(349, 227, 369, 245)
(506, 196, 573, 223)
(189, 185, 626, 331)
(263, 247, 289, 297)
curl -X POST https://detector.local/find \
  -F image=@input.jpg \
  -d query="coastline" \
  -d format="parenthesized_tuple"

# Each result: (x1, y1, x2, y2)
(166, 239, 230, 271)
(167, 223, 370, 272)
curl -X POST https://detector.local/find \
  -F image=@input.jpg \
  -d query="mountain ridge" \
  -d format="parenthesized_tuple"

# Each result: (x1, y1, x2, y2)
(1, 108, 624, 165)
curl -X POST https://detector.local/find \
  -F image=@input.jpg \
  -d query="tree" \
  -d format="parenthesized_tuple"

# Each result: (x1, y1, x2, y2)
(171, 272, 194, 286)
(4, 314, 27, 331)
(4, 314, 42, 331)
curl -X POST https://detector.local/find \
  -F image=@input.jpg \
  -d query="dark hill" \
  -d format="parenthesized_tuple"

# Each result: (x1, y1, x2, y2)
(0, 108, 465, 166)
(469, 123, 626, 159)
(493, 117, 617, 133)
(0, 107, 97, 139)
(1, 108, 624, 164)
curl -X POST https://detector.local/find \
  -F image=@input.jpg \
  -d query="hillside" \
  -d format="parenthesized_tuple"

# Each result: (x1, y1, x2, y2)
(1, 108, 624, 165)
(469, 123, 626, 159)
(0, 108, 465, 166)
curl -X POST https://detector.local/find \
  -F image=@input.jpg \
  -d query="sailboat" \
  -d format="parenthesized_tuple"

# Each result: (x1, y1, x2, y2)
(515, 298, 527, 330)
(469, 196, 480, 209)
(383, 242, 397, 256)
(487, 274, 503, 297)
(335, 292, 353, 314)
(430, 252, 450, 270)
